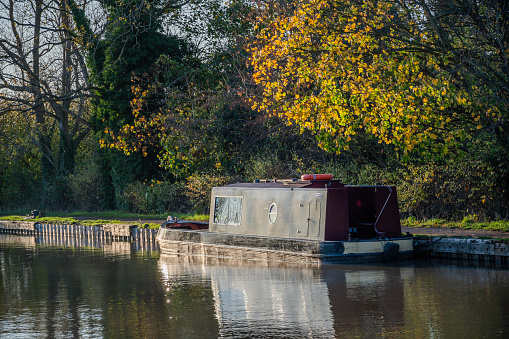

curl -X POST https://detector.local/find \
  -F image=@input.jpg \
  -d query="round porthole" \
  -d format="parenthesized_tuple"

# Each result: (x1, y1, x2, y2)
(268, 203, 278, 224)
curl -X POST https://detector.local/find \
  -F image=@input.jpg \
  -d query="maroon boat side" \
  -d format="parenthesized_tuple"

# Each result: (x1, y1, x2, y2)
(308, 179, 403, 241)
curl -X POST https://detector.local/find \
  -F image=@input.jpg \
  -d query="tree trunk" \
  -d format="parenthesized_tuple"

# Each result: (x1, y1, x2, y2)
(58, 0, 76, 176)
(32, 0, 55, 186)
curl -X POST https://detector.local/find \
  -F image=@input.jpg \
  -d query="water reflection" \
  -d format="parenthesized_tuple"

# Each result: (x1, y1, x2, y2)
(3, 234, 509, 338)
(0, 235, 166, 338)
(158, 255, 509, 339)
(0, 230, 159, 258)
(159, 255, 411, 338)
(159, 255, 334, 337)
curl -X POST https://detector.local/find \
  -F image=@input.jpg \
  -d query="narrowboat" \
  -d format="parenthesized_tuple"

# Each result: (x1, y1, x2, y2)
(156, 175, 414, 264)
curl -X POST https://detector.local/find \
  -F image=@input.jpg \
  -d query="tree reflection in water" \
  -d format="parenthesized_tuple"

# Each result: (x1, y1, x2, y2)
(3, 235, 509, 338)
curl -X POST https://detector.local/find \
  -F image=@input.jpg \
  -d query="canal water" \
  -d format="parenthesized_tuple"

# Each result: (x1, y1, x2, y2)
(1, 234, 509, 338)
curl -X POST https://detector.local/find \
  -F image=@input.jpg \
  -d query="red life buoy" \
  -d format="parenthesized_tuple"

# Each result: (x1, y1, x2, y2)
(301, 174, 333, 181)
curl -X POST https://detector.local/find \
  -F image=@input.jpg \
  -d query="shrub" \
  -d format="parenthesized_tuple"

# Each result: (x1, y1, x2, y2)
(68, 162, 104, 211)
(397, 160, 504, 220)
(323, 157, 505, 221)
(0, 162, 41, 211)
(41, 176, 75, 211)
(119, 180, 191, 214)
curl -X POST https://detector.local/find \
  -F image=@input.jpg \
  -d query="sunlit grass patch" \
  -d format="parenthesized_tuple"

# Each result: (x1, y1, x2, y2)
(0, 210, 209, 228)
(403, 216, 509, 233)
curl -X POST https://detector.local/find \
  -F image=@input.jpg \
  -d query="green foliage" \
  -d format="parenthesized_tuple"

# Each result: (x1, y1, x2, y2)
(81, 1, 201, 208)
(119, 180, 191, 214)
(0, 156, 41, 211)
(41, 176, 81, 211)
(165, 0, 253, 56)
(0, 111, 41, 210)
(4, 0, 509, 226)
(322, 152, 507, 220)
(244, 155, 294, 180)
(95, 0, 257, 179)
(105, 149, 163, 209)
(89, 0, 196, 134)
(117, 174, 237, 215)
(68, 162, 104, 211)
(396, 162, 498, 220)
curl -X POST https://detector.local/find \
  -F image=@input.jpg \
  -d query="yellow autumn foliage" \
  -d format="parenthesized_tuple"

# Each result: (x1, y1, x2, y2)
(248, 0, 497, 155)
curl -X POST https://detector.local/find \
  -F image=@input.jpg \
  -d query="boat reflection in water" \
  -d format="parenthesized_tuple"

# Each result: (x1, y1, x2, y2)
(158, 254, 414, 338)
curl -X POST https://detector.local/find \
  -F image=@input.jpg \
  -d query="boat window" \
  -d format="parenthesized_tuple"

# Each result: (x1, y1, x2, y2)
(268, 203, 278, 224)
(214, 196, 242, 226)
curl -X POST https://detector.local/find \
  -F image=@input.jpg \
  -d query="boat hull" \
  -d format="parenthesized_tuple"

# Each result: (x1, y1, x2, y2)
(157, 227, 414, 265)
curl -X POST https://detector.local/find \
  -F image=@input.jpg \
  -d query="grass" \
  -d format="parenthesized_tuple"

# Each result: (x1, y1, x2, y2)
(0, 210, 209, 229)
(0, 215, 159, 228)
(5, 210, 508, 233)
(403, 216, 509, 233)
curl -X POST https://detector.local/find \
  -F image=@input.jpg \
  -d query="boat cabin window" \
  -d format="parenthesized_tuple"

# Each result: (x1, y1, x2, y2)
(268, 203, 278, 224)
(214, 196, 242, 226)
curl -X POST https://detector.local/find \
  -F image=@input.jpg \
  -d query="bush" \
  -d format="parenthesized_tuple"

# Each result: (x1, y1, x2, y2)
(0, 161, 41, 211)
(324, 162, 400, 186)
(244, 152, 320, 181)
(68, 163, 104, 211)
(397, 160, 504, 220)
(324, 157, 506, 221)
(119, 180, 191, 214)
(244, 155, 293, 180)
(41, 176, 75, 211)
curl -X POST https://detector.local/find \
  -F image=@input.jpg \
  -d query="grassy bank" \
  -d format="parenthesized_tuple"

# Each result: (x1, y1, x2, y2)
(403, 216, 509, 233)
(0, 210, 209, 229)
(3, 210, 509, 234)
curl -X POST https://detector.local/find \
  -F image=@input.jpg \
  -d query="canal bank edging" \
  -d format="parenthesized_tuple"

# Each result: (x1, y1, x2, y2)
(0, 220, 158, 245)
(414, 237, 509, 265)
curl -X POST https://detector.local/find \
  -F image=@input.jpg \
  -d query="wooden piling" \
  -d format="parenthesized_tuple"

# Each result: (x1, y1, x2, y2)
(1, 221, 160, 252)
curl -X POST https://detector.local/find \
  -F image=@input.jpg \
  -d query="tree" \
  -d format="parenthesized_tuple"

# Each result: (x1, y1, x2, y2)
(248, 0, 508, 158)
(93, 0, 259, 178)
(0, 108, 41, 208)
(0, 0, 93, 187)
(87, 0, 195, 134)
(65, 0, 199, 207)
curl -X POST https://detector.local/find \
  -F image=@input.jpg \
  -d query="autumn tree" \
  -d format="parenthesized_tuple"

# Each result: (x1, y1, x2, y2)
(248, 0, 509, 158)
(65, 0, 198, 207)
(97, 0, 260, 178)
(103, 0, 342, 179)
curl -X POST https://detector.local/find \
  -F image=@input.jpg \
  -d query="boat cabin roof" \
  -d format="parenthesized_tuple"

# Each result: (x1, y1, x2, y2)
(221, 179, 346, 189)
